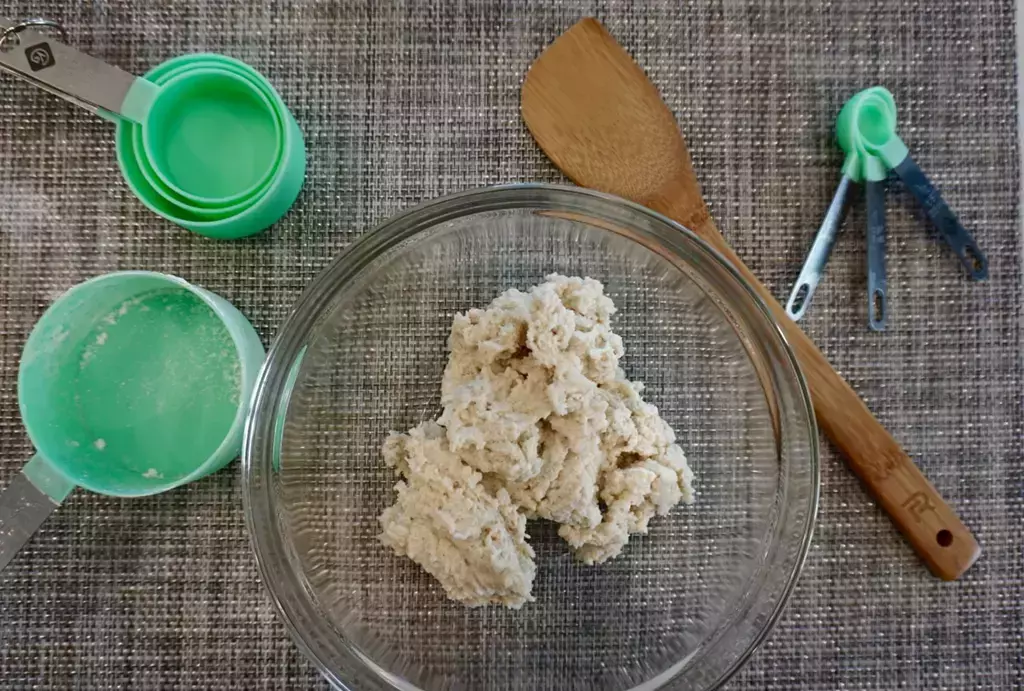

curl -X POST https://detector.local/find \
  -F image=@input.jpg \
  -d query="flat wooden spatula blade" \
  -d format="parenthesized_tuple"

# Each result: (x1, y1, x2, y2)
(521, 17, 980, 580)
(522, 17, 710, 232)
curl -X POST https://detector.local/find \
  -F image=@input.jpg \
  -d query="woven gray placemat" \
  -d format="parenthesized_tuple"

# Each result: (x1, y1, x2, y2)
(0, 1, 1019, 689)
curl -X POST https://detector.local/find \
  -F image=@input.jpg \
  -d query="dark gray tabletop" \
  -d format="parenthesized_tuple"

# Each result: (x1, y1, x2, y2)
(0, 1, 1020, 688)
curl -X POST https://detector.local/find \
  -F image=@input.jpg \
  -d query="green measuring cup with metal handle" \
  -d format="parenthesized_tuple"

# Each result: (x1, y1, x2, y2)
(0, 272, 266, 573)
(0, 18, 305, 238)
(130, 55, 289, 212)
(113, 53, 307, 238)
(127, 67, 284, 205)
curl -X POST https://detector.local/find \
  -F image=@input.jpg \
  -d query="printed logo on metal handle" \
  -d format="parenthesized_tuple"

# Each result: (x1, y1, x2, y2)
(24, 42, 54, 71)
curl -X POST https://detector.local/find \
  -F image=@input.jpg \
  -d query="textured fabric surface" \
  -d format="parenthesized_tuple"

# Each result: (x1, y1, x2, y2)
(0, 1, 1020, 689)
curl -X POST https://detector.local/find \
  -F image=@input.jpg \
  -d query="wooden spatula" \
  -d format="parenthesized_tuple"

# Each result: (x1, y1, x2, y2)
(522, 17, 980, 580)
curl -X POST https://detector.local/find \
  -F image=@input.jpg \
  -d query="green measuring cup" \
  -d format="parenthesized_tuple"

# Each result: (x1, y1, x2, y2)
(128, 67, 284, 205)
(837, 85, 988, 280)
(0, 272, 266, 573)
(131, 56, 289, 212)
(0, 19, 306, 239)
(114, 54, 307, 237)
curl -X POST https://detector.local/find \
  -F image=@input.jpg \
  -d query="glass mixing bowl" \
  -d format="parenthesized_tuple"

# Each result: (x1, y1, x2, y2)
(242, 185, 819, 690)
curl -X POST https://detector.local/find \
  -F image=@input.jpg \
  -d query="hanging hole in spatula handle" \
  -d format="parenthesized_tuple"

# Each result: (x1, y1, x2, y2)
(858, 446, 981, 580)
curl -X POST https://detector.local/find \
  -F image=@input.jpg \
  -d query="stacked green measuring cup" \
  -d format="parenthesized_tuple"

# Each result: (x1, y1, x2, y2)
(112, 53, 306, 239)
(0, 20, 306, 239)
(0, 19, 295, 572)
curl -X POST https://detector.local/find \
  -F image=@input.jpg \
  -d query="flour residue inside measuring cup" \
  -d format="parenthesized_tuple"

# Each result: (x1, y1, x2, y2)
(70, 288, 242, 486)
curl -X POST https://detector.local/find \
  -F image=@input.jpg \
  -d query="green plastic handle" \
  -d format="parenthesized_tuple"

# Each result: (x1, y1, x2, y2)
(23, 454, 77, 503)
(118, 79, 163, 123)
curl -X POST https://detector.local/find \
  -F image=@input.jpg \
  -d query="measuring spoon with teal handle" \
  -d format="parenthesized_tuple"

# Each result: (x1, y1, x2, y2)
(785, 172, 852, 321)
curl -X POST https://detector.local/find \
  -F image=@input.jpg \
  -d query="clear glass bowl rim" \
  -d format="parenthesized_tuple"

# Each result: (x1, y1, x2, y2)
(242, 183, 820, 691)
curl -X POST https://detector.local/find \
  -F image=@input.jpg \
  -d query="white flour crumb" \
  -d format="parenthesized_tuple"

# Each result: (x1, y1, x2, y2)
(142, 468, 163, 479)
(93, 438, 107, 451)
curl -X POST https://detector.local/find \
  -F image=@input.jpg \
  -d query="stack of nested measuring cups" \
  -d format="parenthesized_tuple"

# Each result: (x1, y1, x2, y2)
(114, 54, 306, 239)
(0, 18, 306, 239)
(0, 20, 297, 574)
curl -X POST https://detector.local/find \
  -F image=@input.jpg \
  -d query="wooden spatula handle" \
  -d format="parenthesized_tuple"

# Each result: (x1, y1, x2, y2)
(521, 16, 980, 579)
(659, 198, 980, 580)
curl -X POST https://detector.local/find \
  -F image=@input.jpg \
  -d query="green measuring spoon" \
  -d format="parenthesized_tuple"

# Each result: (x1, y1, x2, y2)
(839, 86, 988, 280)
(788, 86, 988, 330)
(837, 87, 892, 330)
(0, 272, 266, 573)
(785, 92, 890, 326)
(836, 86, 893, 184)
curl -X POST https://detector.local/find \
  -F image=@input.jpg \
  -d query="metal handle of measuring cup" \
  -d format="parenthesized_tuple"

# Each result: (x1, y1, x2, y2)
(0, 455, 75, 573)
(785, 174, 852, 321)
(0, 17, 140, 117)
